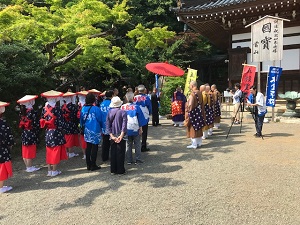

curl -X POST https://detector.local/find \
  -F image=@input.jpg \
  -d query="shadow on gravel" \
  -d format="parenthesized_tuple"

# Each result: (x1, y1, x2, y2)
(133, 174, 185, 188)
(263, 133, 294, 137)
(55, 178, 125, 209)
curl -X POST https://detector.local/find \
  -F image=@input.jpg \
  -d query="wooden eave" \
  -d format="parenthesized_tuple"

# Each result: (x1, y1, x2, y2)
(173, 0, 300, 49)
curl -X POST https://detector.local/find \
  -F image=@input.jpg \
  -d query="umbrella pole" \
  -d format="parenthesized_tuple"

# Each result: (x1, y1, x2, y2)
(161, 76, 165, 90)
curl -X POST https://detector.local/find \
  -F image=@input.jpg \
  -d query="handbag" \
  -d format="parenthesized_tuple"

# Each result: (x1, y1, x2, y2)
(171, 92, 183, 117)
(188, 92, 205, 131)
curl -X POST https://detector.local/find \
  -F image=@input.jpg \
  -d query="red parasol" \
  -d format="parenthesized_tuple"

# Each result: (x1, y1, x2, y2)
(145, 62, 184, 77)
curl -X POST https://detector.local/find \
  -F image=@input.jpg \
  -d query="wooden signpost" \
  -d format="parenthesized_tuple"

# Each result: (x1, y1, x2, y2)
(245, 15, 289, 121)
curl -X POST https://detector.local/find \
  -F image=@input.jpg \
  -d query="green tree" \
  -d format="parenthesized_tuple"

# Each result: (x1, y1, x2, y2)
(0, 43, 54, 102)
(0, 0, 179, 91)
(0, 42, 55, 133)
(1, 0, 212, 93)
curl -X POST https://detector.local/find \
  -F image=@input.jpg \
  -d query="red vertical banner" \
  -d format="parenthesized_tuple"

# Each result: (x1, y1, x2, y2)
(240, 65, 256, 97)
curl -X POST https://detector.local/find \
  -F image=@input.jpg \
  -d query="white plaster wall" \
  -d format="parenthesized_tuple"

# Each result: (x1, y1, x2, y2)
(283, 36, 300, 45)
(260, 49, 300, 71)
(232, 41, 251, 48)
(283, 26, 300, 35)
(232, 33, 250, 41)
(281, 49, 300, 70)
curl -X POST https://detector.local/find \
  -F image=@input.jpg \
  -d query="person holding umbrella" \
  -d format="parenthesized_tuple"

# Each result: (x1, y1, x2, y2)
(172, 86, 186, 127)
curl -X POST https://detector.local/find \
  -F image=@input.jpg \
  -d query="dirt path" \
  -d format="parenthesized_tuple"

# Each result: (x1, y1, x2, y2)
(1, 118, 300, 225)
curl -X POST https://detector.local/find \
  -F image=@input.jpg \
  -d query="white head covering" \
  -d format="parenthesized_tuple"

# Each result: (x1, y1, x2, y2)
(78, 95, 86, 106)
(60, 98, 65, 106)
(0, 107, 5, 114)
(22, 100, 35, 109)
(71, 96, 76, 104)
(64, 96, 72, 104)
(47, 98, 58, 107)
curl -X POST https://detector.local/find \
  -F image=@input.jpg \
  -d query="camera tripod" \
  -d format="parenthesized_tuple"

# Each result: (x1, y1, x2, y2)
(226, 99, 264, 140)
(226, 100, 244, 139)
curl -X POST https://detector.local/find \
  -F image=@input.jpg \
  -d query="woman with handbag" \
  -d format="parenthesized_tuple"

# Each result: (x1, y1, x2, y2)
(80, 93, 103, 171)
(171, 87, 186, 127)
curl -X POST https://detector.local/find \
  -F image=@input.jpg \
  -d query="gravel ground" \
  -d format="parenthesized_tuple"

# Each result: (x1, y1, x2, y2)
(1, 117, 300, 225)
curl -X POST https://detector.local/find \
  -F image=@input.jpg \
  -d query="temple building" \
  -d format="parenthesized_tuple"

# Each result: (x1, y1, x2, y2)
(172, 0, 300, 93)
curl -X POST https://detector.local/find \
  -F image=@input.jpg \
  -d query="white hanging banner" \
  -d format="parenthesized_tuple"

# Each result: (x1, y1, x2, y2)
(248, 16, 287, 62)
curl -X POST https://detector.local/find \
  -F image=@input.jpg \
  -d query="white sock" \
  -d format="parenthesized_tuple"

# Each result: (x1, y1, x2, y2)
(191, 138, 198, 147)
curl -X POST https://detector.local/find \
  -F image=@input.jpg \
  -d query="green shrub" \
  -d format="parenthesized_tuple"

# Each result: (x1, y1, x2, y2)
(159, 75, 186, 115)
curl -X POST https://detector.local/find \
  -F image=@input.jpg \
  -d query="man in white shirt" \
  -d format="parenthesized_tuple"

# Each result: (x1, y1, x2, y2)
(247, 85, 267, 138)
(230, 83, 242, 124)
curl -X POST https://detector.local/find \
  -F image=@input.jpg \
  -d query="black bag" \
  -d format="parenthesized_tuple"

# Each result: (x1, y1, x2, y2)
(80, 106, 92, 134)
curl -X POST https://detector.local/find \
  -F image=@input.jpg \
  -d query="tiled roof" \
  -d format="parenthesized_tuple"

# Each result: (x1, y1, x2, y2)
(181, 0, 256, 11)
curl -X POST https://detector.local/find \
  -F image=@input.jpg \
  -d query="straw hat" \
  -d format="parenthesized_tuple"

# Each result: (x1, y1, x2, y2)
(88, 89, 101, 94)
(100, 91, 106, 97)
(63, 91, 76, 97)
(109, 97, 123, 108)
(41, 90, 63, 98)
(0, 101, 10, 107)
(17, 95, 38, 103)
(77, 91, 89, 96)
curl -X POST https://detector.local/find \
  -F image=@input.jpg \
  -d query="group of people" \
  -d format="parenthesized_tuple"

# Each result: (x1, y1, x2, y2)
(0, 80, 267, 193)
(0, 84, 154, 193)
(172, 82, 222, 149)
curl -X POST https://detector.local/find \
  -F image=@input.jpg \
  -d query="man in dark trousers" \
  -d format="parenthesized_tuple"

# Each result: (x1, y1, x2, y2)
(133, 85, 152, 152)
(246, 85, 267, 138)
(100, 90, 114, 162)
(151, 87, 160, 127)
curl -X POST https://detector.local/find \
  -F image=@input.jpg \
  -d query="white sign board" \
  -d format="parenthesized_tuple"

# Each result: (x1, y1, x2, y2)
(249, 16, 284, 62)
(223, 91, 233, 98)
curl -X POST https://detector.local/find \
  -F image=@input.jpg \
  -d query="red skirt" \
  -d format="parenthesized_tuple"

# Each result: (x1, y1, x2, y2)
(46, 145, 68, 165)
(64, 134, 80, 148)
(0, 161, 13, 181)
(22, 144, 37, 159)
(80, 134, 87, 149)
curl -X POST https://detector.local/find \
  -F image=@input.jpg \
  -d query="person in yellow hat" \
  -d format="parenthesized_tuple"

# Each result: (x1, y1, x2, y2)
(40, 90, 68, 177)
(0, 101, 14, 193)
(17, 95, 40, 173)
